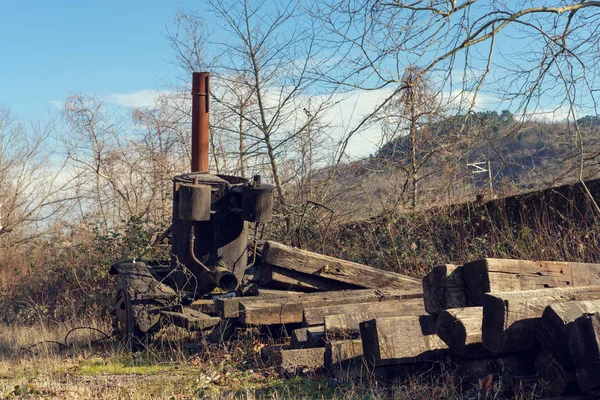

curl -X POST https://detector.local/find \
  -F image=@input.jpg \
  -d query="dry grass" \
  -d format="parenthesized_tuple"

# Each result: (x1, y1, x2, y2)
(0, 322, 549, 400)
(303, 179, 600, 279)
(0, 321, 195, 399)
(0, 321, 331, 399)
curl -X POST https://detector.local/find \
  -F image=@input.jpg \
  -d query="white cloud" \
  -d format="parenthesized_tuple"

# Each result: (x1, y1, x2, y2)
(323, 89, 395, 159)
(88, 84, 500, 161)
(106, 89, 173, 108)
(323, 88, 500, 159)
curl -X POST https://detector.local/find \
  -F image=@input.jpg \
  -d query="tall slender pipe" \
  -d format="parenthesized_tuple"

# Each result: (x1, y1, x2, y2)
(191, 72, 210, 172)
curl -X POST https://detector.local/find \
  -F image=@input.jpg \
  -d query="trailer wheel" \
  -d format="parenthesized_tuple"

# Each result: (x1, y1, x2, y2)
(110, 262, 176, 350)
(113, 280, 143, 350)
(113, 278, 164, 351)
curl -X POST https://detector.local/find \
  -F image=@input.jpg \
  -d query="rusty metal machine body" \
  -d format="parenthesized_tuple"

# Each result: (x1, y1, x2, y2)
(110, 72, 273, 347)
(170, 171, 272, 294)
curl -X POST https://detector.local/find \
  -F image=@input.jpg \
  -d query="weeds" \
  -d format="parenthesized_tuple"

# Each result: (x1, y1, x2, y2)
(0, 216, 158, 325)
(312, 180, 600, 278)
(0, 322, 548, 399)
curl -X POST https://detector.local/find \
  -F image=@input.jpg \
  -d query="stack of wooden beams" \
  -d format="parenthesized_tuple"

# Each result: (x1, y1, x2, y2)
(209, 242, 600, 397)
(214, 241, 423, 374)
(427, 258, 600, 397)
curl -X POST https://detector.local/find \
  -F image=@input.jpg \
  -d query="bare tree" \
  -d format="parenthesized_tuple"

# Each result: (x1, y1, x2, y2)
(380, 67, 450, 208)
(62, 94, 190, 230)
(166, 0, 339, 213)
(132, 93, 191, 222)
(310, 0, 600, 206)
(0, 105, 72, 245)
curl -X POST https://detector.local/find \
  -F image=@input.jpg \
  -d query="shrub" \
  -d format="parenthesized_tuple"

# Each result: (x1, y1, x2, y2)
(0, 216, 157, 325)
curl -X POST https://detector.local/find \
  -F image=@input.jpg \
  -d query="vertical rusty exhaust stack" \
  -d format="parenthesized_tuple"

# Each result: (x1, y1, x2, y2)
(191, 72, 210, 172)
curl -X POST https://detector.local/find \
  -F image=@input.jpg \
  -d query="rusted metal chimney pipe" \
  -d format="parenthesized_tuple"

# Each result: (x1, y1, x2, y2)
(191, 72, 210, 172)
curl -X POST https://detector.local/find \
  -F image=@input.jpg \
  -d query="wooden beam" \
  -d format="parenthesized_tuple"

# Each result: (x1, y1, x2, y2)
(262, 241, 421, 290)
(565, 311, 600, 369)
(435, 307, 490, 358)
(257, 288, 307, 297)
(190, 299, 215, 314)
(538, 299, 600, 369)
(535, 347, 578, 397)
(463, 258, 600, 306)
(324, 339, 364, 370)
(303, 297, 424, 327)
(482, 286, 600, 353)
(422, 264, 466, 314)
(325, 314, 376, 340)
(214, 289, 304, 318)
(262, 346, 325, 374)
(239, 289, 422, 325)
(306, 326, 325, 348)
(161, 309, 220, 331)
(260, 264, 360, 292)
(359, 315, 447, 367)
(575, 359, 600, 397)
(214, 297, 246, 319)
(217, 288, 380, 319)
(322, 300, 426, 340)
(290, 327, 309, 349)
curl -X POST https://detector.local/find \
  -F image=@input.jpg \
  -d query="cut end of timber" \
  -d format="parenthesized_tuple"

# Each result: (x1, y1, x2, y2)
(463, 259, 492, 306)
(481, 294, 507, 353)
(482, 286, 600, 354)
(436, 309, 468, 352)
(422, 264, 466, 314)
(324, 339, 364, 370)
(262, 346, 326, 374)
(359, 319, 380, 368)
(360, 315, 447, 367)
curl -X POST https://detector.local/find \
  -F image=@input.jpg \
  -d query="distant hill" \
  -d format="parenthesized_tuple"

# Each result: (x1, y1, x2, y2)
(315, 111, 600, 221)
(370, 111, 600, 190)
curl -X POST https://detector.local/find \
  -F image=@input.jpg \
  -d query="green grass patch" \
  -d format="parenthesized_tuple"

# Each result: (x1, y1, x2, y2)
(75, 357, 172, 376)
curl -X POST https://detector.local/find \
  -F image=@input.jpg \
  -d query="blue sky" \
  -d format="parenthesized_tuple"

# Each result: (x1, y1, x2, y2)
(0, 1, 192, 118)
(1, 1, 592, 133)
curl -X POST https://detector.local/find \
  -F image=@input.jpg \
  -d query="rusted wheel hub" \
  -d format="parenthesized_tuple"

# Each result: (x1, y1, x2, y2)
(113, 282, 140, 350)
(115, 288, 132, 337)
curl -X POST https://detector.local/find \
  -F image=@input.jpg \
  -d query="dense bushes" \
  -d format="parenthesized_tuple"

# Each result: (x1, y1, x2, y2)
(0, 216, 156, 325)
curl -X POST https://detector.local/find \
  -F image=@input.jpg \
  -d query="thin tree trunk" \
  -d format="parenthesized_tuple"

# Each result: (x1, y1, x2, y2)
(239, 106, 245, 177)
(410, 95, 418, 209)
(244, 4, 285, 206)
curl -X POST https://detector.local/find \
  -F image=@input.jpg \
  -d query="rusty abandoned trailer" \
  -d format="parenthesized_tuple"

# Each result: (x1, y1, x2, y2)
(110, 71, 275, 345)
